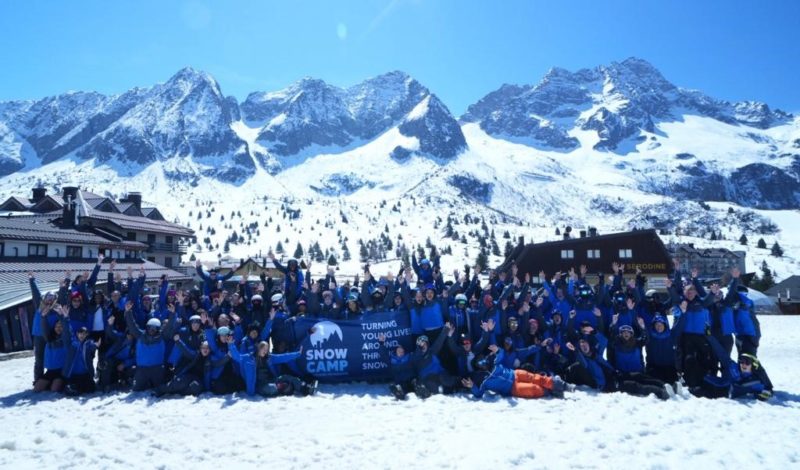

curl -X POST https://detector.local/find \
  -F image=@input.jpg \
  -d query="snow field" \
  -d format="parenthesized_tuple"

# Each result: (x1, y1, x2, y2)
(0, 316, 799, 469)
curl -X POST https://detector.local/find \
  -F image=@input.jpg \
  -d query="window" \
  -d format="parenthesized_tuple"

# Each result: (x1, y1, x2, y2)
(147, 234, 156, 244)
(560, 249, 574, 259)
(587, 249, 600, 259)
(164, 256, 173, 268)
(66, 246, 82, 258)
(165, 236, 173, 245)
(0, 242, 3, 256)
(28, 243, 47, 258)
(619, 249, 633, 259)
(127, 232, 137, 241)
(147, 256, 155, 262)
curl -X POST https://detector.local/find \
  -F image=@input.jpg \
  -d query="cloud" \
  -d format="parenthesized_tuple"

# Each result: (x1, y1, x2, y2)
(362, 0, 401, 38)
(337, 23, 348, 41)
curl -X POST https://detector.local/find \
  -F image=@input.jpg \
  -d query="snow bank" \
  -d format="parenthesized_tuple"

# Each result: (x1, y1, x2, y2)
(1, 316, 799, 469)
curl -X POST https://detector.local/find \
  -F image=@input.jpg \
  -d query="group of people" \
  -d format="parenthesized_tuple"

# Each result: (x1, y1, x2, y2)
(28, 251, 774, 402)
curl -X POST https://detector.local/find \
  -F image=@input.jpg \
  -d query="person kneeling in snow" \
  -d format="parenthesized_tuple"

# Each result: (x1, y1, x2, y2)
(377, 332, 415, 400)
(691, 335, 774, 401)
(462, 344, 571, 399)
(411, 324, 458, 398)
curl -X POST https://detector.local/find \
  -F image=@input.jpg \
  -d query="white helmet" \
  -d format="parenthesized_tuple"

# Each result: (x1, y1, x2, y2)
(455, 294, 468, 303)
(146, 318, 162, 329)
(271, 293, 284, 304)
(252, 294, 263, 302)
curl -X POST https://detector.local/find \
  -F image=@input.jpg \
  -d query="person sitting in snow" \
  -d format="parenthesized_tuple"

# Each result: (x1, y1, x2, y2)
(229, 336, 315, 397)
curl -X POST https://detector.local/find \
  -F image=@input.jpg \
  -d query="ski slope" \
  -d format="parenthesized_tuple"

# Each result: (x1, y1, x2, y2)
(0, 315, 798, 469)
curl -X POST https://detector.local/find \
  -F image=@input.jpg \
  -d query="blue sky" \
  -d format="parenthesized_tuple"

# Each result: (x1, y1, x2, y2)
(1, 0, 798, 115)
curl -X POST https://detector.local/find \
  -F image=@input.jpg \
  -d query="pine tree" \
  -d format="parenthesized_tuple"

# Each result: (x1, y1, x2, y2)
(359, 243, 369, 262)
(275, 241, 284, 254)
(293, 242, 304, 258)
(739, 234, 748, 245)
(771, 241, 784, 257)
(327, 254, 338, 266)
(475, 251, 488, 271)
(555, 227, 561, 236)
(757, 238, 767, 249)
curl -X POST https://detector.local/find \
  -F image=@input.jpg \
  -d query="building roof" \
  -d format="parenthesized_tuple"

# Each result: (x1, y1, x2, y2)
(766, 275, 800, 297)
(0, 259, 192, 311)
(81, 207, 194, 238)
(0, 214, 147, 248)
(0, 197, 33, 211)
(670, 244, 745, 258)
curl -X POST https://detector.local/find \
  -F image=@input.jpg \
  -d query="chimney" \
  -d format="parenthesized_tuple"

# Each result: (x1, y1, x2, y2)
(127, 192, 142, 210)
(32, 187, 46, 203)
(62, 186, 79, 228)
(588, 227, 598, 237)
(563, 233, 570, 240)
(579, 230, 587, 238)
(518, 236, 524, 246)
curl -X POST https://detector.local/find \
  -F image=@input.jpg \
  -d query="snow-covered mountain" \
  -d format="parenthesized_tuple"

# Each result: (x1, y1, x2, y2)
(0, 59, 798, 280)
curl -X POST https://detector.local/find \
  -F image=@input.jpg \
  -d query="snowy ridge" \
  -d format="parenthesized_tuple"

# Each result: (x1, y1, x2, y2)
(0, 59, 798, 280)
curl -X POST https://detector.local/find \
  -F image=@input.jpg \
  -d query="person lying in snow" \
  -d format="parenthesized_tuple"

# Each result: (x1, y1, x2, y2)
(461, 344, 572, 399)
(691, 335, 774, 401)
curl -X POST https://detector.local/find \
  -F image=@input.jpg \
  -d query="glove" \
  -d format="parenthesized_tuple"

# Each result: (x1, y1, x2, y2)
(758, 390, 772, 401)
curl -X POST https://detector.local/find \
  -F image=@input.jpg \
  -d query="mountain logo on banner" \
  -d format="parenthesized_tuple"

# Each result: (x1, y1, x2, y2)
(309, 321, 344, 348)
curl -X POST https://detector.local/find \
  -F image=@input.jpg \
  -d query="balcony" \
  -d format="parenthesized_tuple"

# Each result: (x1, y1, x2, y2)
(147, 242, 188, 254)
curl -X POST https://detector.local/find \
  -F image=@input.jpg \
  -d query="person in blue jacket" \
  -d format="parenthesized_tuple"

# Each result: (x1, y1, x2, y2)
(692, 335, 774, 401)
(229, 337, 313, 397)
(728, 271, 761, 357)
(29, 272, 59, 383)
(377, 332, 416, 399)
(644, 315, 678, 384)
(411, 254, 437, 286)
(98, 315, 135, 392)
(155, 337, 225, 396)
(124, 300, 179, 392)
(563, 336, 615, 392)
(268, 252, 305, 311)
(411, 324, 456, 397)
(461, 344, 571, 399)
(195, 259, 234, 298)
(608, 321, 673, 400)
(445, 320, 492, 381)
(62, 323, 100, 396)
(669, 279, 714, 388)
(705, 273, 740, 366)
(33, 303, 68, 393)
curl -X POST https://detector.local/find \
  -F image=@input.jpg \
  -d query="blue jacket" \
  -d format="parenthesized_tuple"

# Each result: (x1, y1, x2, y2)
(125, 308, 178, 367)
(379, 342, 415, 383)
(645, 328, 675, 368)
(229, 346, 301, 395)
(680, 301, 710, 335)
(63, 322, 97, 379)
(734, 294, 758, 337)
(41, 314, 67, 371)
(470, 351, 515, 398)
(579, 352, 612, 390)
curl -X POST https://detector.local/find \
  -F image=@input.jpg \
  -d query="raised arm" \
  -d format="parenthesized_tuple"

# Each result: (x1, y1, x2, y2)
(29, 273, 42, 307)
(124, 302, 144, 339)
(87, 254, 103, 289)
